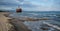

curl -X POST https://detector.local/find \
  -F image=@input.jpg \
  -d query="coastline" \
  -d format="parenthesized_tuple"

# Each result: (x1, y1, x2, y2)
(0, 12, 60, 31)
(0, 12, 12, 31)
(0, 12, 31, 31)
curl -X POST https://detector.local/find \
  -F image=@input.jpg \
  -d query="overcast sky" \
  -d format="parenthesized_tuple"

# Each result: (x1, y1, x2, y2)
(0, 0, 60, 11)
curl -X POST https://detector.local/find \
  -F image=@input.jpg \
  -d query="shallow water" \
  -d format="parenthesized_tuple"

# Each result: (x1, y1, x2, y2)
(9, 11, 60, 31)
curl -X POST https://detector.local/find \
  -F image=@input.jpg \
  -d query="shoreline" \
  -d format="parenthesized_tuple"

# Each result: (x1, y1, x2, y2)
(0, 12, 12, 31)
(0, 12, 31, 31)
(0, 12, 60, 31)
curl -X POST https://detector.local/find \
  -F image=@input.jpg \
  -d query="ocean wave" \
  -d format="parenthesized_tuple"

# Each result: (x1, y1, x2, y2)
(43, 22, 60, 30)
(28, 13, 38, 15)
(23, 21, 60, 31)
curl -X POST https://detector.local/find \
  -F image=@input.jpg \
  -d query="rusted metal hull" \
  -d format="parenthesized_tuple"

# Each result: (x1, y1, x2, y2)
(16, 8, 22, 13)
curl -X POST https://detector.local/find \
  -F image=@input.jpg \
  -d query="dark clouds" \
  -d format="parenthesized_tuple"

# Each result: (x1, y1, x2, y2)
(0, 0, 60, 11)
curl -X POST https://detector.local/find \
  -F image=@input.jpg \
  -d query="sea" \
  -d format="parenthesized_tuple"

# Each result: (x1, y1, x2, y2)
(9, 11, 60, 31)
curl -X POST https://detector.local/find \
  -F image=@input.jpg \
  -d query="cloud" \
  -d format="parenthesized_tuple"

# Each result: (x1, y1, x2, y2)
(0, 0, 24, 5)
(0, 0, 24, 10)
(0, 0, 60, 11)
(22, 0, 60, 11)
(18, 0, 24, 2)
(0, 5, 17, 10)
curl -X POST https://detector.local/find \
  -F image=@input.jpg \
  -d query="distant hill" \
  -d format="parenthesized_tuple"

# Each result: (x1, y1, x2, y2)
(0, 10, 9, 12)
(0, 10, 15, 12)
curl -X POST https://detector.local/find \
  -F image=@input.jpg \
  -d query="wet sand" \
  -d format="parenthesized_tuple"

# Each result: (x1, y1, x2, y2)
(0, 12, 56, 31)
(0, 12, 31, 31)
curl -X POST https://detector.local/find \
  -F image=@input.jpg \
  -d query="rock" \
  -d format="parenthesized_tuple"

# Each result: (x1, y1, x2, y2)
(8, 18, 32, 31)
(37, 18, 49, 20)
(40, 27, 49, 30)
(4, 14, 9, 17)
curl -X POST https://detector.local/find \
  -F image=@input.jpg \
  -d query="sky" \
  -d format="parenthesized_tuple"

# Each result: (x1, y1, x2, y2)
(0, 0, 60, 11)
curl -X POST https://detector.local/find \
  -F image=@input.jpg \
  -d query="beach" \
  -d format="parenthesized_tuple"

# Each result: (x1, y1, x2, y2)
(0, 12, 60, 31)
(0, 12, 31, 31)
(0, 12, 51, 31)
(0, 12, 12, 31)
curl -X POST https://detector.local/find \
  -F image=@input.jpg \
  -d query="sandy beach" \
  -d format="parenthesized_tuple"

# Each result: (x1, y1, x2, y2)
(0, 12, 60, 31)
(0, 12, 52, 31)
(0, 12, 12, 31)
(0, 12, 31, 31)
